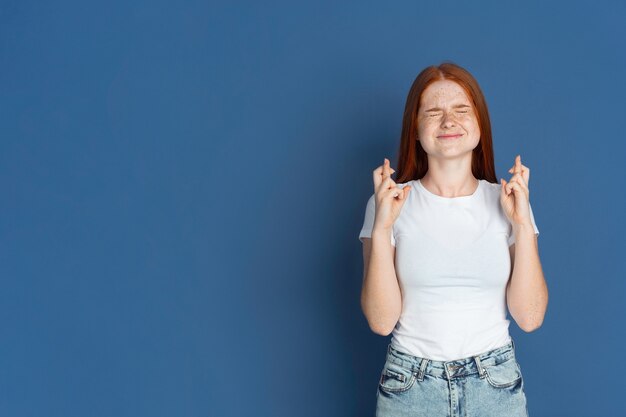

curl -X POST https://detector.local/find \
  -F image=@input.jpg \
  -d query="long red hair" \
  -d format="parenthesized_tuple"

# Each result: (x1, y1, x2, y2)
(394, 62, 497, 184)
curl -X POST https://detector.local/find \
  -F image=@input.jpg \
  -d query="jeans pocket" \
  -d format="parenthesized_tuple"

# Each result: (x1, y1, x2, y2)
(483, 357, 522, 389)
(378, 363, 417, 393)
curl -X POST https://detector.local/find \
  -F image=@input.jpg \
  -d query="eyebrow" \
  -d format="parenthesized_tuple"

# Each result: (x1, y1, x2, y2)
(423, 104, 471, 112)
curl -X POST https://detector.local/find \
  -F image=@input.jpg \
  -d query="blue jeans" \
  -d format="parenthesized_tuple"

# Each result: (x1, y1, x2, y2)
(376, 339, 529, 417)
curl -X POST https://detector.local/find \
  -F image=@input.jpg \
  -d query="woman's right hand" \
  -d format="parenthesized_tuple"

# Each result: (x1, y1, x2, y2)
(372, 158, 411, 231)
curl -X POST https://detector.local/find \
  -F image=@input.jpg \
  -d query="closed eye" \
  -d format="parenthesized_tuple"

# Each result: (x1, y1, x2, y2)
(426, 110, 468, 117)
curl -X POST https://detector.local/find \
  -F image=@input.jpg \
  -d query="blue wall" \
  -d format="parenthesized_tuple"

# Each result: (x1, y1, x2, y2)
(1, 0, 624, 416)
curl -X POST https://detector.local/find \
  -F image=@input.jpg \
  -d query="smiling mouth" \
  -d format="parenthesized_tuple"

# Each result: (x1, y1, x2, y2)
(438, 134, 462, 139)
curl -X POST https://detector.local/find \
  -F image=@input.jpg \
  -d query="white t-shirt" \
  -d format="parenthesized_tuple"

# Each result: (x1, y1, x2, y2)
(358, 178, 539, 361)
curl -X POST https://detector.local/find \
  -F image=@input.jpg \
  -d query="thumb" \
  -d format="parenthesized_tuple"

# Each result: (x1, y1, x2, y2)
(500, 178, 508, 196)
(400, 185, 411, 200)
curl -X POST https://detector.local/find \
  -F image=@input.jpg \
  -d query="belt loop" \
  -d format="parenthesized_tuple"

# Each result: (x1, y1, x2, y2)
(474, 355, 487, 379)
(417, 358, 429, 381)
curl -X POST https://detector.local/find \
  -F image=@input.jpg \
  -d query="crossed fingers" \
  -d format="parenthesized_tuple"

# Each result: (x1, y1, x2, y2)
(372, 158, 405, 200)
(505, 155, 529, 196)
(507, 154, 530, 186)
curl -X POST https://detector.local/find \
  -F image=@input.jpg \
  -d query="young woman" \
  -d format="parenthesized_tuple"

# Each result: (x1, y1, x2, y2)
(359, 62, 548, 417)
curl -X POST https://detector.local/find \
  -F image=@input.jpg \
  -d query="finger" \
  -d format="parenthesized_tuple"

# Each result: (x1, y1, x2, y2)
(509, 169, 526, 183)
(515, 172, 528, 192)
(500, 178, 509, 197)
(516, 170, 529, 187)
(505, 176, 519, 196)
(401, 184, 411, 200)
(373, 160, 395, 185)
(385, 160, 396, 175)
(508, 172, 528, 189)
(510, 172, 528, 188)
(384, 185, 400, 198)
(382, 158, 391, 180)
(394, 185, 411, 201)
(506, 180, 515, 195)
(379, 176, 396, 192)
(514, 155, 522, 174)
(501, 177, 511, 193)
(508, 180, 528, 198)
(516, 156, 527, 185)
(506, 180, 516, 195)
(384, 176, 397, 187)
(510, 176, 529, 194)
(509, 165, 528, 179)
(522, 166, 530, 185)
(507, 178, 529, 198)
(507, 173, 524, 190)
(509, 163, 528, 172)
(372, 165, 383, 188)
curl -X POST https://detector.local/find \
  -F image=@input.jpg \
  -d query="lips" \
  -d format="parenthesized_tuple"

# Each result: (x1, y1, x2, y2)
(438, 134, 463, 139)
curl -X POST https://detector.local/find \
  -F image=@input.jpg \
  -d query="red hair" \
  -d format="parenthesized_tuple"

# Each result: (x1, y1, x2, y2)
(395, 61, 497, 184)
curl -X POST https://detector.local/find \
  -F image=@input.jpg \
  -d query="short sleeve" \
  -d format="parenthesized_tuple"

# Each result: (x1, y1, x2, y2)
(358, 193, 396, 247)
(508, 201, 540, 246)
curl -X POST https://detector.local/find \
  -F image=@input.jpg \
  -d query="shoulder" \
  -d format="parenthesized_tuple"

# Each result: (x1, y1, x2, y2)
(481, 179, 501, 196)
(481, 179, 500, 189)
(479, 180, 505, 211)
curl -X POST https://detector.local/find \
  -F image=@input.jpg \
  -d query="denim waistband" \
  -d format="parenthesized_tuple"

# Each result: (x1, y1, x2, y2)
(385, 339, 518, 381)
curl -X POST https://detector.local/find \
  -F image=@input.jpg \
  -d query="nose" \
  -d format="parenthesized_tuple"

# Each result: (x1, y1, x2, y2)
(441, 111, 457, 128)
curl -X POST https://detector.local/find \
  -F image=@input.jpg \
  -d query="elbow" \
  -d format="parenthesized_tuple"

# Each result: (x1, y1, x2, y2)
(361, 301, 399, 337)
(363, 311, 396, 336)
(520, 323, 540, 333)
(519, 318, 544, 333)
(361, 292, 401, 337)
(371, 324, 394, 336)
(513, 295, 548, 333)
(364, 313, 398, 336)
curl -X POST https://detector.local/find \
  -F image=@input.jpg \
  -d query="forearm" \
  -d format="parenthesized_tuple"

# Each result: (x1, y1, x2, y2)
(361, 228, 402, 335)
(507, 224, 549, 332)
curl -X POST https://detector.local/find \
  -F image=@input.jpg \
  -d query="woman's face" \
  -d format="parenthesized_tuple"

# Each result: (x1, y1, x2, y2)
(416, 79, 481, 160)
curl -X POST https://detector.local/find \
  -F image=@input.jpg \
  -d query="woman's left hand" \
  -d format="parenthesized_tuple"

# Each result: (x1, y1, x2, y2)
(500, 155, 534, 228)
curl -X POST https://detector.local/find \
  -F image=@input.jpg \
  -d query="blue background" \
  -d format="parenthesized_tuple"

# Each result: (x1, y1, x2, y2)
(1, 0, 624, 416)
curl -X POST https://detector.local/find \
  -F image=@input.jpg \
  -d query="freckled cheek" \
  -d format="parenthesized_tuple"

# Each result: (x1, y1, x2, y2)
(418, 124, 436, 137)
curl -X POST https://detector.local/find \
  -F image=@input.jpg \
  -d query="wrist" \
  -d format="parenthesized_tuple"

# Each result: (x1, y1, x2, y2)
(372, 226, 392, 239)
(512, 222, 535, 236)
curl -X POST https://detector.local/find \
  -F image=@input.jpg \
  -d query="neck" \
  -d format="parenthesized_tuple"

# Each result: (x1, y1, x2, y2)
(420, 174, 479, 198)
